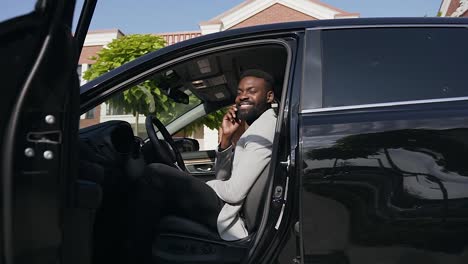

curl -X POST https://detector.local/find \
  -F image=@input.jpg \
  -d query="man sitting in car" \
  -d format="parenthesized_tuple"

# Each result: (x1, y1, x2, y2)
(128, 69, 277, 263)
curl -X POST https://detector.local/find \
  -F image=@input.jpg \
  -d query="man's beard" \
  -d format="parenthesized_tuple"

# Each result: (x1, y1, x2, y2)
(237, 99, 269, 125)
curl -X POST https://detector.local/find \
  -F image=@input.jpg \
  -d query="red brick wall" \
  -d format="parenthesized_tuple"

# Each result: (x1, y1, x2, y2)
(78, 46, 103, 129)
(446, 0, 460, 16)
(79, 45, 103, 64)
(79, 105, 101, 129)
(229, 3, 316, 29)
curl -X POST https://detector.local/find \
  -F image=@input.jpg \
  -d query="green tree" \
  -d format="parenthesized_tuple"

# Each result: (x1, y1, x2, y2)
(83, 34, 224, 135)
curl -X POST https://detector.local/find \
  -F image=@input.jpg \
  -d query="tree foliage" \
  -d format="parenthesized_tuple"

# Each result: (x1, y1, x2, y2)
(83, 34, 224, 134)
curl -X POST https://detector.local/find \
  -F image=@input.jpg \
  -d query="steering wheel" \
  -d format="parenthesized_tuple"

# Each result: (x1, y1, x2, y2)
(145, 115, 186, 171)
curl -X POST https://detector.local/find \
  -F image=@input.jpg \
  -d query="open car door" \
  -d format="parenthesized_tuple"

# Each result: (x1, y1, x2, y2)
(0, 0, 96, 263)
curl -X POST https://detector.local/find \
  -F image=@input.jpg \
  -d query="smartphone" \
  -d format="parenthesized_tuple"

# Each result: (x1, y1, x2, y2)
(234, 108, 240, 122)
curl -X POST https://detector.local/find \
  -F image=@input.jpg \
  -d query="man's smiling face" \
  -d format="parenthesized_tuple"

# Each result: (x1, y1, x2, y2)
(235, 76, 273, 125)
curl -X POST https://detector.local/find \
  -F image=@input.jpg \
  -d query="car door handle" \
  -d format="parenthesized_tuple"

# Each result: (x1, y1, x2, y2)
(185, 162, 215, 175)
(196, 166, 212, 172)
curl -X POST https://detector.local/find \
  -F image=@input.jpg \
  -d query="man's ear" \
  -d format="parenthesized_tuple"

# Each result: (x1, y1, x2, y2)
(266, 90, 274, 103)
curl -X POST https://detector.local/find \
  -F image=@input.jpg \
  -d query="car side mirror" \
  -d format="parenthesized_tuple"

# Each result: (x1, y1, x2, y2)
(173, 137, 200, 152)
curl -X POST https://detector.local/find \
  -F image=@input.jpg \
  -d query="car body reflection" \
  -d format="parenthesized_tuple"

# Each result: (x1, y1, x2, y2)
(303, 128, 468, 252)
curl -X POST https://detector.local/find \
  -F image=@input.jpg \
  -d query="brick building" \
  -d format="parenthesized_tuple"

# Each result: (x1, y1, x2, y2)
(198, 0, 358, 34)
(78, 0, 358, 149)
(439, 0, 468, 17)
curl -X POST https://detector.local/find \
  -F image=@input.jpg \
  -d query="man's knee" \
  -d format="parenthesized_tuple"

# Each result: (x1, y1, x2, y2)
(144, 163, 176, 178)
(140, 163, 179, 189)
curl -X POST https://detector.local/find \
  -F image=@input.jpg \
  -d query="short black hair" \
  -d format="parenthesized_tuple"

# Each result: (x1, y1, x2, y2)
(239, 69, 274, 92)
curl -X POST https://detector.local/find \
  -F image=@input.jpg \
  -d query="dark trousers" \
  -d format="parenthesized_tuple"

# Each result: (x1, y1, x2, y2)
(128, 163, 224, 263)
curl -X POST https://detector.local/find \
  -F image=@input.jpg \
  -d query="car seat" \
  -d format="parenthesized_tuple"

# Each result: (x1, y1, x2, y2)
(153, 164, 271, 264)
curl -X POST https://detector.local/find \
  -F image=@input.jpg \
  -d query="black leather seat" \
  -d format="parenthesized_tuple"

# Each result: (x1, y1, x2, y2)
(153, 164, 271, 263)
(158, 216, 221, 240)
(78, 121, 143, 264)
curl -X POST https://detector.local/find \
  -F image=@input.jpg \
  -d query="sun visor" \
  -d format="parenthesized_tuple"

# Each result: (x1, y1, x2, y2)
(194, 85, 230, 102)
(189, 75, 230, 102)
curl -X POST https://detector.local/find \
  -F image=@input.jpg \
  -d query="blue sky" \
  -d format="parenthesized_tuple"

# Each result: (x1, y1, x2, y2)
(2, 0, 443, 34)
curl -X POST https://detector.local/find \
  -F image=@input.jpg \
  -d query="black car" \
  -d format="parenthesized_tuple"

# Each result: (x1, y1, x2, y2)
(2, 1, 468, 263)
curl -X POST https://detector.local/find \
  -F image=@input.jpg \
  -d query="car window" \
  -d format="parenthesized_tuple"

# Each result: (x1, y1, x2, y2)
(321, 27, 468, 108)
(80, 82, 202, 138)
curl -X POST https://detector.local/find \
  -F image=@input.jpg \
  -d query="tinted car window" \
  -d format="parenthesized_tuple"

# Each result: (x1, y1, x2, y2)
(321, 27, 468, 108)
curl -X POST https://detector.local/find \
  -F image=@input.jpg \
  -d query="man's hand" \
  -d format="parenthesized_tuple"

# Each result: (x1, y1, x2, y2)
(220, 106, 241, 149)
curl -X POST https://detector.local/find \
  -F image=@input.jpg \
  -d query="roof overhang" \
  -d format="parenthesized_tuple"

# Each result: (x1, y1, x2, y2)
(452, 0, 468, 17)
(199, 0, 359, 35)
(83, 29, 124, 46)
(439, 0, 453, 16)
(439, 0, 468, 17)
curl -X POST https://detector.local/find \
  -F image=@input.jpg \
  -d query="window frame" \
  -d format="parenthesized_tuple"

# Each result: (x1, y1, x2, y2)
(84, 108, 95, 119)
(300, 24, 468, 114)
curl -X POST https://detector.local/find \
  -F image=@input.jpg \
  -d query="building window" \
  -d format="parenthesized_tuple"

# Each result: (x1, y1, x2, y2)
(77, 64, 82, 83)
(106, 103, 130, 115)
(77, 64, 92, 85)
(84, 108, 95, 119)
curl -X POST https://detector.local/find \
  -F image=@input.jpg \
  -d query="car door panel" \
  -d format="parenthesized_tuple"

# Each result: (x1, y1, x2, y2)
(182, 150, 216, 181)
(300, 103, 468, 263)
(0, 1, 95, 263)
(300, 25, 468, 263)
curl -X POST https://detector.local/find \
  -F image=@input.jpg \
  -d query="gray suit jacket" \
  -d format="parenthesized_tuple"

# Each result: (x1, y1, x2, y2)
(207, 108, 277, 240)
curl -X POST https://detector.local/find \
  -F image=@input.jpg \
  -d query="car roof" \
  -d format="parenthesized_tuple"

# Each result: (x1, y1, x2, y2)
(81, 17, 468, 96)
(170, 17, 468, 50)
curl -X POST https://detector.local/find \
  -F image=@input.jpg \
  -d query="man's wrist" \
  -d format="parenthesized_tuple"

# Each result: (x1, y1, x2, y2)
(218, 144, 232, 152)
(219, 136, 232, 150)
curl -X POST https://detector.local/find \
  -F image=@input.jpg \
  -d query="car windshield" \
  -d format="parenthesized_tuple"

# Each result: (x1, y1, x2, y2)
(158, 89, 203, 126)
(103, 84, 203, 127)
(81, 79, 202, 138)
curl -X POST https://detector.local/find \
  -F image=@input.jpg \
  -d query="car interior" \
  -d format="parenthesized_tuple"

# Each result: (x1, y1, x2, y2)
(76, 43, 289, 263)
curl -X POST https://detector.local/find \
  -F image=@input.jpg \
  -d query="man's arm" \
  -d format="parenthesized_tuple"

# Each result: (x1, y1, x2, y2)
(214, 105, 243, 180)
(214, 145, 233, 180)
(207, 135, 272, 204)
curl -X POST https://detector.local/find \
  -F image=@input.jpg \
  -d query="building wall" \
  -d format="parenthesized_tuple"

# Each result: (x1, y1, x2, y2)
(158, 31, 202, 46)
(80, 105, 101, 128)
(79, 46, 104, 64)
(230, 3, 316, 29)
(78, 43, 105, 129)
(78, 62, 101, 128)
